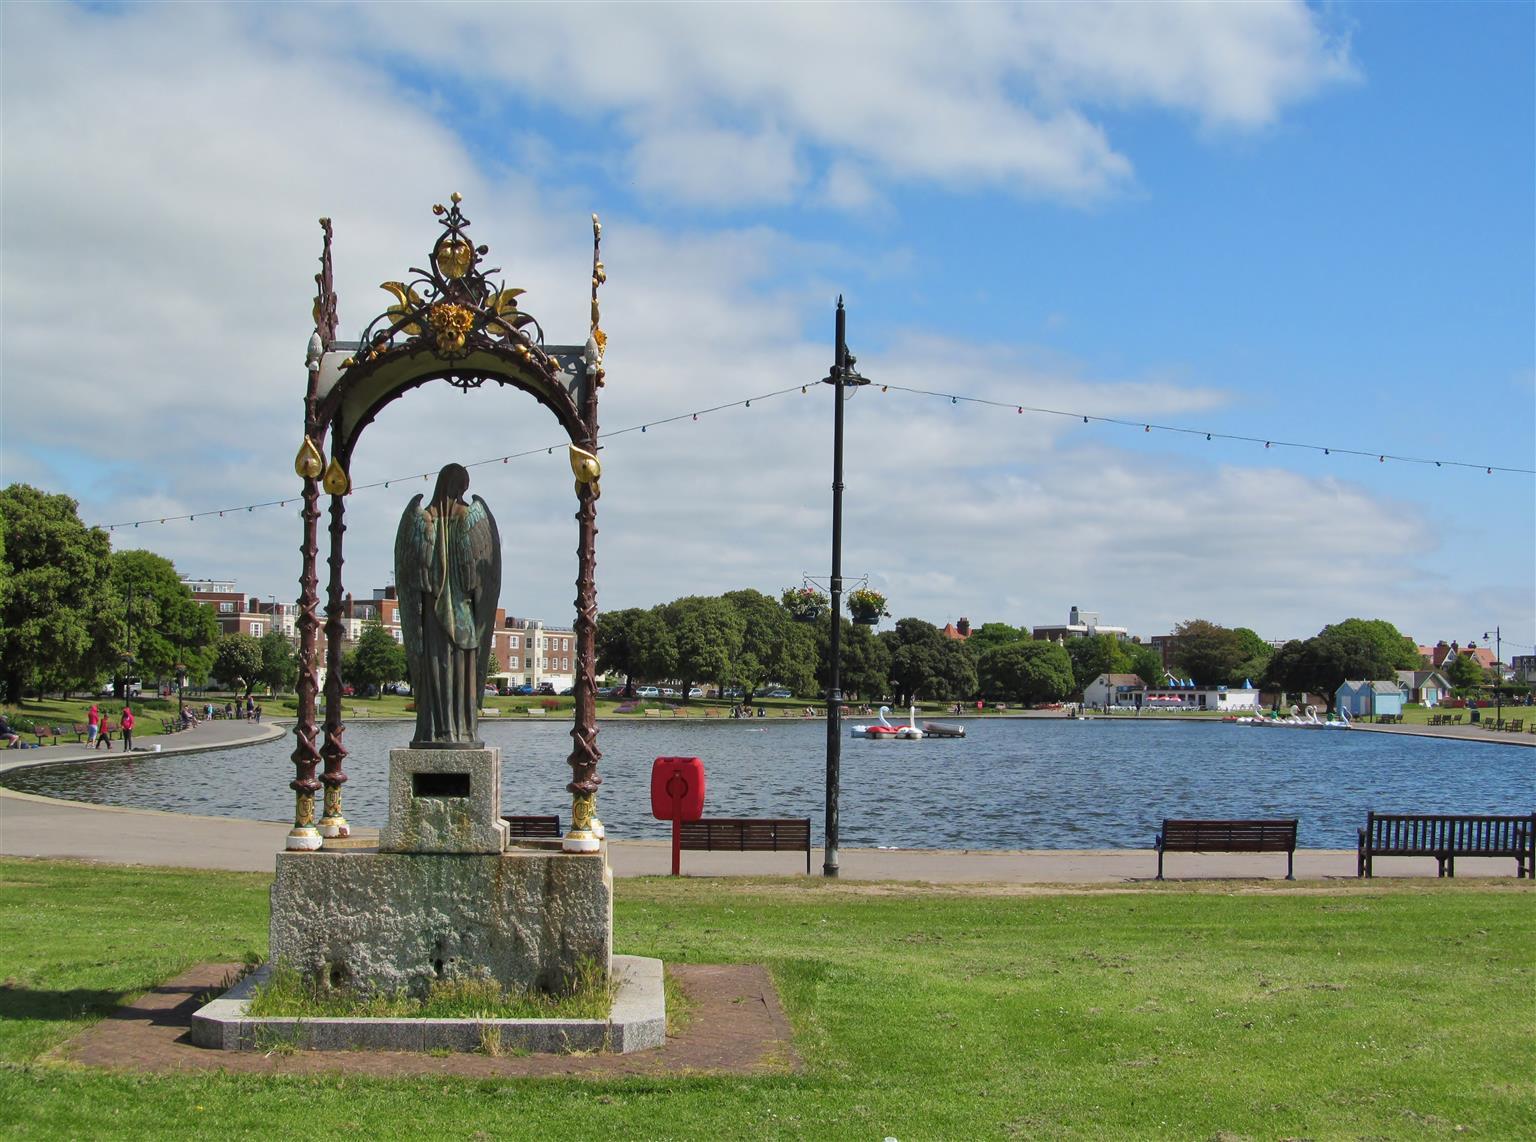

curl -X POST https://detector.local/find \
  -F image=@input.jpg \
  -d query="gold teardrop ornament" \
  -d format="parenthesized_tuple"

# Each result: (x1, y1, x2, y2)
(436, 237, 473, 280)
(322, 456, 351, 496)
(569, 445, 601, 485)
(295, 436, 324, 480)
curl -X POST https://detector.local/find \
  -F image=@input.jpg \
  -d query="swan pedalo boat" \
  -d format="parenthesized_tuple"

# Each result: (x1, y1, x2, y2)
(851, 706, 966, 740)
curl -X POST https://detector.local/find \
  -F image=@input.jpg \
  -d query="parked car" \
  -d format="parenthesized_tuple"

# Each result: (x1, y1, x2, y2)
(535, 682, 556, 695)
(511, 684, 534, 695)
(560, 687, 575, 696)
(687, 687, 704, 698)
(660, 687, 677, 698)
(636, 686, 660, 698)
(765, 688, 792, 699)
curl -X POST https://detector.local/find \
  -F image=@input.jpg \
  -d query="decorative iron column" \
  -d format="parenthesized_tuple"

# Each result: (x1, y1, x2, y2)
(288, 218, 338, 852)
(318, 472, 351, 839)
(565, 214, 606, 854)
(821, 297, 868, 877)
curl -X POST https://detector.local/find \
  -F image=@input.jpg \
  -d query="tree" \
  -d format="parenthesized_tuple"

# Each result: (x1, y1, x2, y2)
(664, 596, 743, 700)
(109, 549, 219, 690)
(882, 618, 947, 706)
(0, 484, 116, 702)
(978, 642, 1074, 705)
(935, 638, 978, 702)
(965, 623, 1027, 655)
(1318, 618, 1420, 671)
(1065, 634, 1131, 695)
(813, 618, 891, 702)
(596, 607, 675, 696)
(213, 633, 263, 698)
(1231, 627, 1275, 686)
(724, 588, 816, 700)
(1445, 651, 1488, 692)
(1122, 641, 1166, 691)
(1261, 627, 1395, 710)
(1168, 619, 1246, 686)
(258, 629, 298, 694)
(351, 620, 407, 695)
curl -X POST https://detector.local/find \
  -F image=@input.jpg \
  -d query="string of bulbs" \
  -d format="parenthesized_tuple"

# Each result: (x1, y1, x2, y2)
(97, 380, 1534, 531)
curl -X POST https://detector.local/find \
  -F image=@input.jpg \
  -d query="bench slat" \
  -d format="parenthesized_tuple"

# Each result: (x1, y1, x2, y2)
(678, 817, 812, 874)
(1155, 818, 1297, 880)
(500, 814, 561, 838)
(1358, 812, 1534, 878)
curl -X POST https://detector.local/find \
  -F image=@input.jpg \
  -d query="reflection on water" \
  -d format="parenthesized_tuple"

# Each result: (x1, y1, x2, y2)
(3, 719, 1530, 850)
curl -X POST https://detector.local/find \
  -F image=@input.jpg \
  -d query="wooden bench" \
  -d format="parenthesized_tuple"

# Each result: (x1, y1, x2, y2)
(1155, 818, 1298, 880)
(30, 725, 64, 746)
(501, 814, 561, 839)
(1357, 812, 1534, 878)
(679, 817, 813, 875)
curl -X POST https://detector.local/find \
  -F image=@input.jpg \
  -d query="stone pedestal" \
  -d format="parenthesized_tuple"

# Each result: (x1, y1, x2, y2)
(271, 743, 613, 997)
(379, 747, 508, 854)
(270, 846, 612, 996)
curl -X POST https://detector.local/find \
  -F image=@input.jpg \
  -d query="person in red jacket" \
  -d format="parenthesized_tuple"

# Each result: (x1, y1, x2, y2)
(120, 706, 135, 752)
(87, 704, 101, 746)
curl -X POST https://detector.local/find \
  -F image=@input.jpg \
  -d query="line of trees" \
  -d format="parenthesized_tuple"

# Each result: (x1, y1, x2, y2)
(0, 485, 222, 703)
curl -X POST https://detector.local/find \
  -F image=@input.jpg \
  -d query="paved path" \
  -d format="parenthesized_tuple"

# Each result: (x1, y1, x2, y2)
(1, 715, 1526, 882)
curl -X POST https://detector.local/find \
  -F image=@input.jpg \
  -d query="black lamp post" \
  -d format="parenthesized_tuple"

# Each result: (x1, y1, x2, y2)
(175, 664, 186, 719)
(820, 297, 870, 877)
(1483, 627, 1502, 724)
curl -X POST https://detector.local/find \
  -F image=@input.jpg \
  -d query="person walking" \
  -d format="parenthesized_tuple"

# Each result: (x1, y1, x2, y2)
(120, 705, 135, 752)
(87, 704, 101, 746)
(95, 719, 113, 750)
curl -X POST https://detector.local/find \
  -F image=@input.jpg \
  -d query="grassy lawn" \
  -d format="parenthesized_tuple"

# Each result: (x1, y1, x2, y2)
(0, 859, 1531, 1138)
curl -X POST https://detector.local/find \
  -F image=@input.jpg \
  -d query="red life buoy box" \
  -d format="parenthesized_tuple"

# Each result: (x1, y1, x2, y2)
(650, 756, 705, 821)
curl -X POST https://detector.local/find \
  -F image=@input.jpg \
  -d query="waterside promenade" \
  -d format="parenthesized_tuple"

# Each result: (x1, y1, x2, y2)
(1, 715, 1528, 882)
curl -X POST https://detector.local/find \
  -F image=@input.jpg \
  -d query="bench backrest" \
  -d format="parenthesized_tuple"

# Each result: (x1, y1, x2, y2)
(679, 818, 812, 852)
(1364, 812, 1534, 855)
(1160, 819, 1297, 851)
(501, 814, 561, 838)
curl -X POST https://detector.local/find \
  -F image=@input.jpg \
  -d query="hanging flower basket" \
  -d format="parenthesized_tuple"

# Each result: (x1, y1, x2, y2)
(781, 585, 828, 623)
(847, 587, 888, 625)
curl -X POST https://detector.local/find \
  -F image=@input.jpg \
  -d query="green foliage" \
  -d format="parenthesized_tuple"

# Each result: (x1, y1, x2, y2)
(257, 629, 297, 694)
(664, 595, 744, 697)
(350, 620, 407, 693)
(1262, 623, 1400, 708)
(212, 633, 263, 697)
(726, 588, 816, 698)
(1065, 633, 1132, 693)
(1320, 617, 1421, 671)
(977, 640, 1075, 704)
(595, 606, 675, 692)
(845, 586, 888, 619)
(109, 549, 219, 686)
(1122, 640, 1166, 689)
(965, 622, 1027, 654)
(814, 619, 891, 701)
(882, 618, 947, 705)
(1169, 619, 1247, 686)
(779, 584, 827, 619)
(0, 485, 117, 701)
(1446, 651, 1488, 691)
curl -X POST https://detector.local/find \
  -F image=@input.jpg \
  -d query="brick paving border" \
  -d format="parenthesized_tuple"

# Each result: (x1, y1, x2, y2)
(55, 961, 799, 1078)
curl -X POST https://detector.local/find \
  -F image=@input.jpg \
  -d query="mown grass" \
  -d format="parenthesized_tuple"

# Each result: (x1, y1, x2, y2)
(0, 859, 1531, 1139)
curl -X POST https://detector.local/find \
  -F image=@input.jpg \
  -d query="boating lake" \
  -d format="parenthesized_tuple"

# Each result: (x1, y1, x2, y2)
(3, 718, 1530, 850)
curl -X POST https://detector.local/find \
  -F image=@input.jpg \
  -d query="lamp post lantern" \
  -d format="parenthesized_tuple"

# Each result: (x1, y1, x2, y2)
(1483, 627, 1502, 724)
(820, 297, 870, 878)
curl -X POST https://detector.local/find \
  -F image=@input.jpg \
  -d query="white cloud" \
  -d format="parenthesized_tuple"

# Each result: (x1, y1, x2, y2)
(325, 0, 1353, 205)
(5, 0, 1507, 651)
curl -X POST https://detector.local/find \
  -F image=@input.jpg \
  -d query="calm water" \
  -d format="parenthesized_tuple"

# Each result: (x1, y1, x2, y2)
(4, 719, 1530, 849)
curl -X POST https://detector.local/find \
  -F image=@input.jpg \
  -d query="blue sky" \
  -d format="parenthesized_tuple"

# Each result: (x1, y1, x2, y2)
(2, 1, 1531, 654)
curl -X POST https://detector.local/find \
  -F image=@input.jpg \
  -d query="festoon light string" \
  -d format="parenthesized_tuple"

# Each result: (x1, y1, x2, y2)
(96, 380, 1534, 530)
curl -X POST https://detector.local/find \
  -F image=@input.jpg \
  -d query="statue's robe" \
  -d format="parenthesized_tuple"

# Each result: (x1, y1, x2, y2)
(395, 494, 501, 748)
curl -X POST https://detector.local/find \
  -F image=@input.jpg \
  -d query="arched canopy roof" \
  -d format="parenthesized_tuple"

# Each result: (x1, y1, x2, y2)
(307, 194, 604, 466)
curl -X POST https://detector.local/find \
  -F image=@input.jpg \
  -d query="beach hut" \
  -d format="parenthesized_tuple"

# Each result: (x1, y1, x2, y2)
(1335, 680, 1405, 719)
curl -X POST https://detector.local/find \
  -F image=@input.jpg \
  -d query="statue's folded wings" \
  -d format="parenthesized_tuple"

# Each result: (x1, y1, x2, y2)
(460, 496, 502, 684)
(393, 493, 429, 677)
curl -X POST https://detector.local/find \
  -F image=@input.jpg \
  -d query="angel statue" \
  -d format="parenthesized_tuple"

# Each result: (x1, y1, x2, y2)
(395, 463, 502, 749)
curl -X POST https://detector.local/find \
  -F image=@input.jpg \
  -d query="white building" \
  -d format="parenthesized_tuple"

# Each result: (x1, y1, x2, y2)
(1032, 606, 1129, 643)
(1087, 673, 1261, 712)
